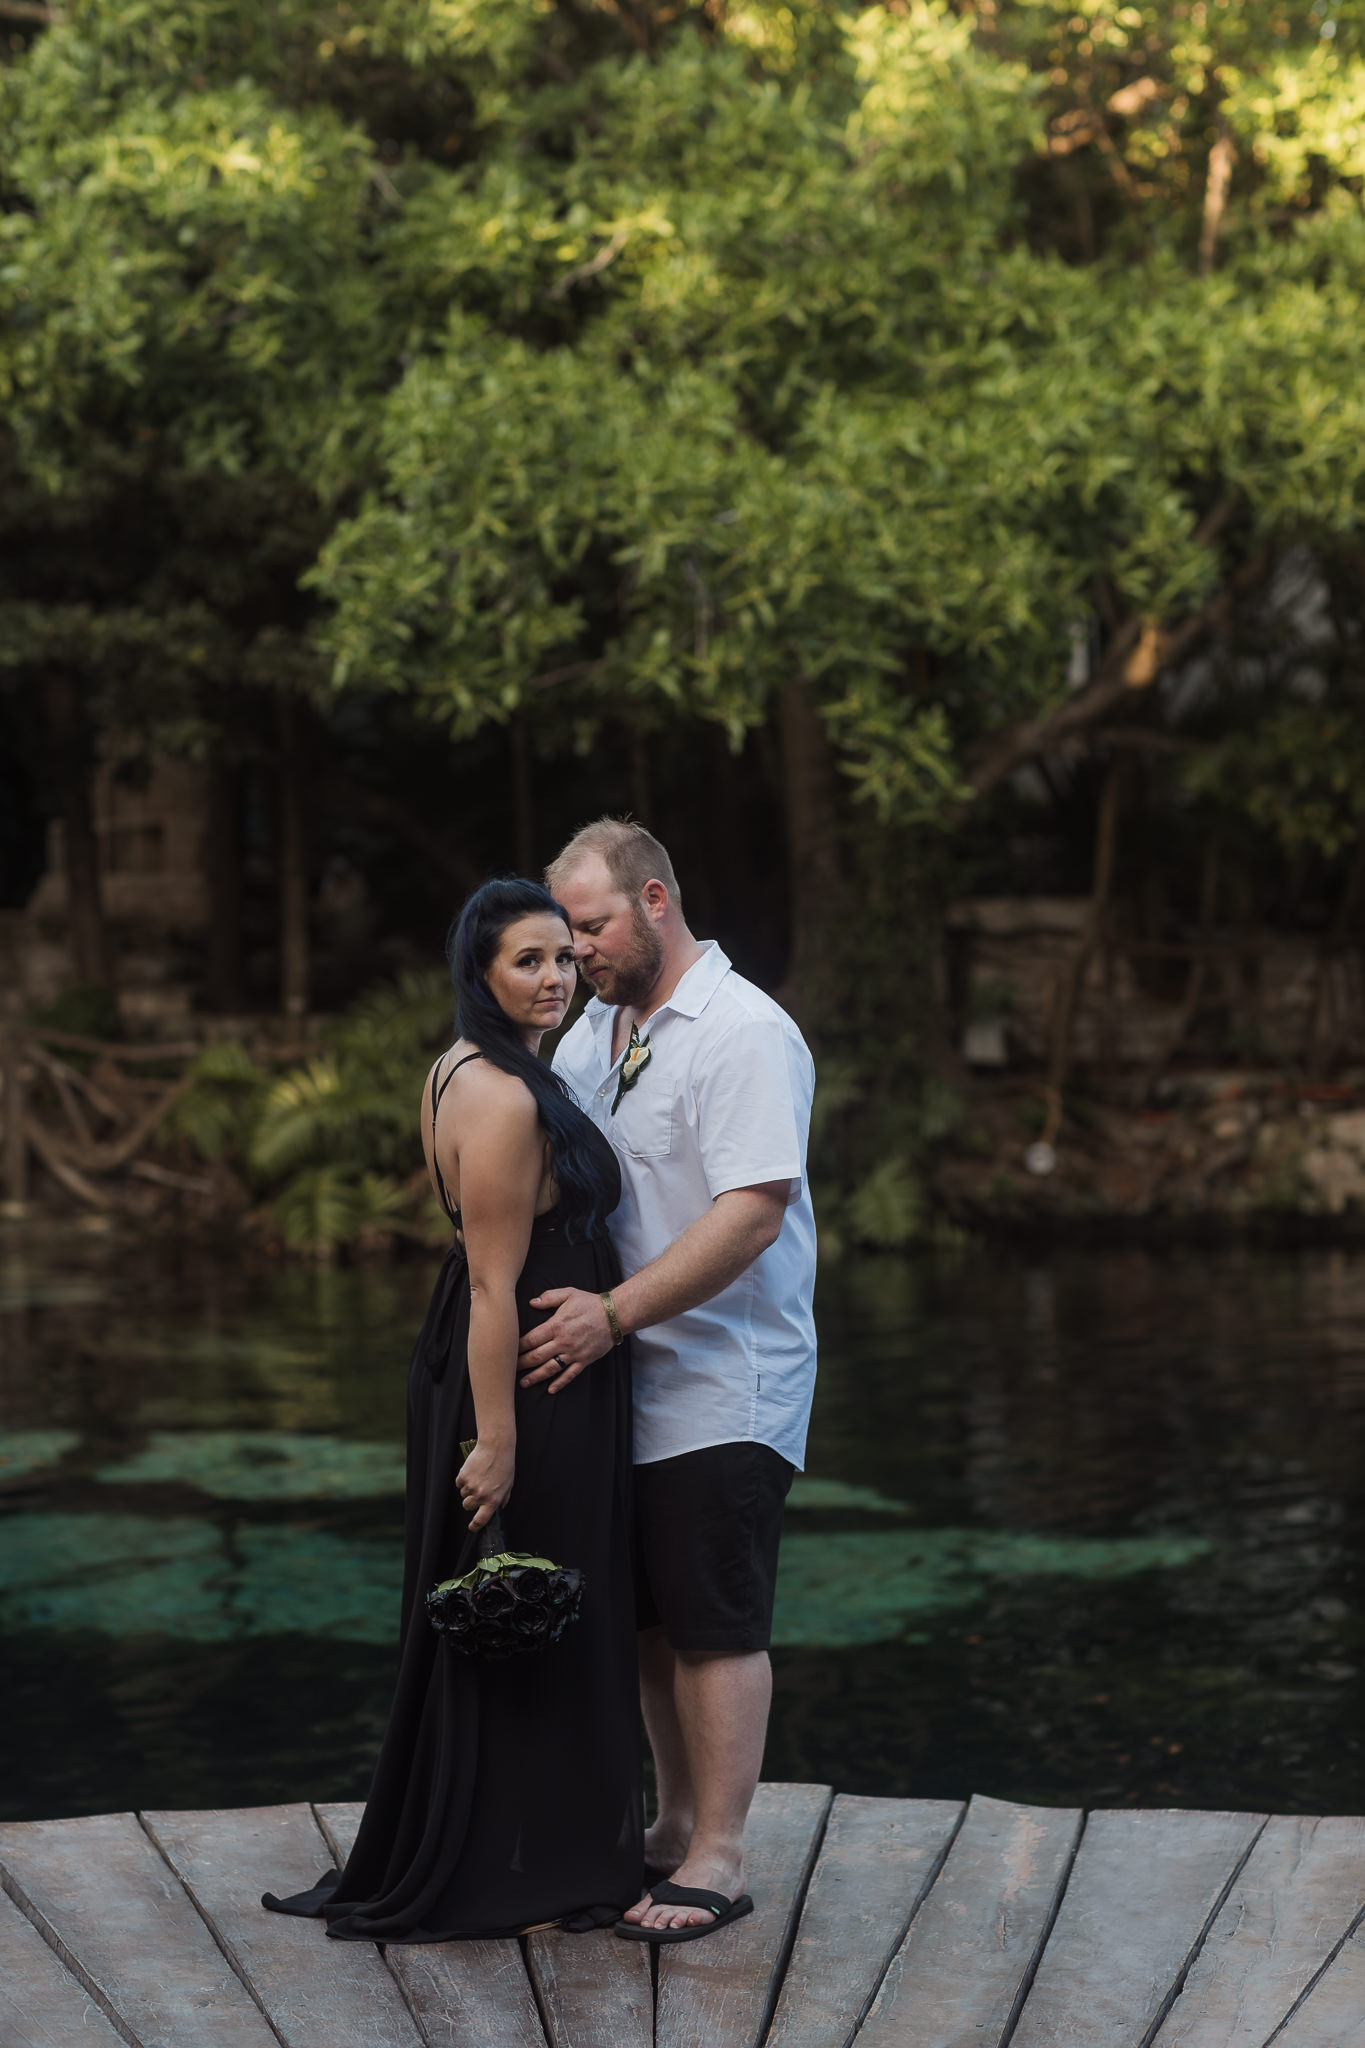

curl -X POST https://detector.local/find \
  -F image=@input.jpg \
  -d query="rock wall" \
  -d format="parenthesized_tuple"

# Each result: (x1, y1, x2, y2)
(947, 897, 1365, 1072)
(936, 1074, 1365, 1235)
(17, 757, 209, 1034)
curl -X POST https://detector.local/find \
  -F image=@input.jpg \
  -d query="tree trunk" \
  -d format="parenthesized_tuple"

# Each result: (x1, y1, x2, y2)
(1042, 761, 1122, 1134)
(628, 726, 652, 825)
(1304, 829, 1365, 1080)
(277, 696, 309, 1020)
(205, 760, 245, 1012)
(45, 670, 110, 987)
(318, 768, 480, 900)
(777, 676, 844, 1020)
(1139, 834, 1221, 1102)
(2, 1011, 28, 1210)
(510, 713, 535, 875)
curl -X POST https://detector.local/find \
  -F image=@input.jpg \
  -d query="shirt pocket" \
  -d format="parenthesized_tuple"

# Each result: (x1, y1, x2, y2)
(617, 1093, 673, 1159)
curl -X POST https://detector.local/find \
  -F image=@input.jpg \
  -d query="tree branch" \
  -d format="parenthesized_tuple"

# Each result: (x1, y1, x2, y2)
(29, 1026, 202, 1061)
(549, 228, 629, 300)
(964, 510, 1255, 806)
(1199, 122, 1237, 277)
(525, 659, 606, 692)
(24, 1116, 112, 1208)
(42, 1079, 193, 1173)
(29, 1042, 95, 1149)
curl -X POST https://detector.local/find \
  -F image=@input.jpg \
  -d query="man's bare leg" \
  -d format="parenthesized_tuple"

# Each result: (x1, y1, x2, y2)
(627, 1642, 772, 1931)
(639, 1626, 693, 1876)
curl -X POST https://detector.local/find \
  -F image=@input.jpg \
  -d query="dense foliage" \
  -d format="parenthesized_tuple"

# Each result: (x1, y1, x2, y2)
(4, 1, 1362, 790)
(170, 971, 454, 1250)
(4, 0, 1365, 1241)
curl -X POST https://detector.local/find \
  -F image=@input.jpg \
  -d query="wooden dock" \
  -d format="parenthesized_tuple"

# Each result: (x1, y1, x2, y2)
(2, 1787, 1364, 2048)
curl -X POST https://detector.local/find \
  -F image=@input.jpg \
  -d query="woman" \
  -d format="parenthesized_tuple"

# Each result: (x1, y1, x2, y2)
(263, 879, 642, 1938)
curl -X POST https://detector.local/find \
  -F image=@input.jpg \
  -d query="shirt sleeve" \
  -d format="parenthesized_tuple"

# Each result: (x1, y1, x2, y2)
(692, 1015, 807, 1205)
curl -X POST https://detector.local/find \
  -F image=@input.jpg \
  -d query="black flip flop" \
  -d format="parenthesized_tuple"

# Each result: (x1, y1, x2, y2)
(615, 1880, 754, 1944)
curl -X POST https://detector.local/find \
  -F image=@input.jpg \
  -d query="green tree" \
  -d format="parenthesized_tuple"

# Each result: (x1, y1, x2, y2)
(4, 0, 1365, 1236)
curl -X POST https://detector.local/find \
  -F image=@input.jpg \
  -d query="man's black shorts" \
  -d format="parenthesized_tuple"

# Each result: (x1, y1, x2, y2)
(634, 1440, 795, 1653)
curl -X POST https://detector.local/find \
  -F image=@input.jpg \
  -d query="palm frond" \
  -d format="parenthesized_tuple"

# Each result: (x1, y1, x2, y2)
(248, 1058, 346, 1179)
(168, 1038, 268, 1160)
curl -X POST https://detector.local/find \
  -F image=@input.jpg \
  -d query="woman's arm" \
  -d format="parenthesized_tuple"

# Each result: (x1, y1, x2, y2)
(442, 1067, 545, 1532)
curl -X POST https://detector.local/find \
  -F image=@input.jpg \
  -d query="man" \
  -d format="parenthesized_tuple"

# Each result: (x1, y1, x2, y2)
(516, 818, 817, 1940)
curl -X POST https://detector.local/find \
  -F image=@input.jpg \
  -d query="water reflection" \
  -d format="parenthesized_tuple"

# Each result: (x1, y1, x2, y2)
(0, 1498, 1208, 1650)
(98, 1431, 407, 1500)
(0, 1226, 1361, 1820)
(0, 1513, 401, 1642)
(0, 1430, 79, 1481)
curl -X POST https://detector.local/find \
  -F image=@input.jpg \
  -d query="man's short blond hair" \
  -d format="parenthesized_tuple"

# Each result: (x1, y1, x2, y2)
(546, 817, 682, 910)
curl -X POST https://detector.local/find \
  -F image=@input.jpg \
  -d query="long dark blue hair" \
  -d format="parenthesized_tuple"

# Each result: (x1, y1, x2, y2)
(445, 878, 608, 1243)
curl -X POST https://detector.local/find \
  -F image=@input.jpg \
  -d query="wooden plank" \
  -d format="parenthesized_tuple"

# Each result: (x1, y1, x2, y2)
(313, 1802, 547, 2048)
(0, 1810, 280, 2048)
(144, 1803, 424, 2048)
(1010, 1807, 1267, 2048)
(856, 1793, 1082, 2048)
(383, 1941, 548, 2048)
(766, 1795, 965, 2048)
(1270, 1913, 1365, 2048)
(655, 1780, 834, 2048)
(0, 1883, 129, 2048)
(526, 1926, 653, 2048)
(313, 1800, 366, 1866)
(1154, 1815, 1365, 2048)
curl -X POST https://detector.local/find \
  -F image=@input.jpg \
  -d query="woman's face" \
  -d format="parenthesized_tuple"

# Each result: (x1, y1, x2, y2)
(484, 913, 577, 1042)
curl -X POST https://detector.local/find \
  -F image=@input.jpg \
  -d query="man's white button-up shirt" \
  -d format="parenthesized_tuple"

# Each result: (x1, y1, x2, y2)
(553, 942, 817, 1469)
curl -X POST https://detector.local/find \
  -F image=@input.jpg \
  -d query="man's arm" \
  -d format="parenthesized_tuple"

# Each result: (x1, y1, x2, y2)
(516, 1181, 788, 1387)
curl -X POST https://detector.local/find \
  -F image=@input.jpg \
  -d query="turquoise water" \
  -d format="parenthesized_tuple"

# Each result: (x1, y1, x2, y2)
(1, 1228, 1361, 1819)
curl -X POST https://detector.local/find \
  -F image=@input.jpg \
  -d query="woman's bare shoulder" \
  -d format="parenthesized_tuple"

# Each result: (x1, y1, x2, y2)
(424, 1047, 538, 1130)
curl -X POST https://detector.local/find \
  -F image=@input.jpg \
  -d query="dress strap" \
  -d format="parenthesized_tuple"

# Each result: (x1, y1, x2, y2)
(430, 1051, 483, 1225)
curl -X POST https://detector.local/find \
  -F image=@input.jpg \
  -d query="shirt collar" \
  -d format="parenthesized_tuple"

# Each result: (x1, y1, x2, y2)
(659, 940, 731, 1019)
(584, 940, 731, 1036)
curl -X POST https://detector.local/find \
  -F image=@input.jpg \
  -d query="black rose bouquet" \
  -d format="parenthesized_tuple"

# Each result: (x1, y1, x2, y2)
(426, 1446, 585, 1659)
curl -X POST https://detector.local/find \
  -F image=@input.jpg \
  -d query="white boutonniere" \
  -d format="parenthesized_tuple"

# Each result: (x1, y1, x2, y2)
(611, 1022, 653, 1115)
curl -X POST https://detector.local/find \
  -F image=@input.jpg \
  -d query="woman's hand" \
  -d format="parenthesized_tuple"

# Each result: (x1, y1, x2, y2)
(456, 1439, 514, 1533)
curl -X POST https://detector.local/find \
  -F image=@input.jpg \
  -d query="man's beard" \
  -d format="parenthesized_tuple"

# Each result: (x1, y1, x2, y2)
(586, 905, 664, 1009)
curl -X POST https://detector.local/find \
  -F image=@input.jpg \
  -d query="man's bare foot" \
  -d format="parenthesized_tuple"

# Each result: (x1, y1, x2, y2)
(623, 1845, 745, 1930)
(642, 1819, 690, 1879)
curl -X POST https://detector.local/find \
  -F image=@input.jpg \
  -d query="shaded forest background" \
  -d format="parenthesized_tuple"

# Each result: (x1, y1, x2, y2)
(2, 0, 1365, 1248)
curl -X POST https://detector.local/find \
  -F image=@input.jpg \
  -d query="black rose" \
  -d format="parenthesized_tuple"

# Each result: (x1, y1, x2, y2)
(443, 1595, 474, 1636)
(474, 1578, 516, 1618)
(509, 1605, 546, 1638)
(427, 1586, 466, 1631)
(510, 1566, 549, 1604)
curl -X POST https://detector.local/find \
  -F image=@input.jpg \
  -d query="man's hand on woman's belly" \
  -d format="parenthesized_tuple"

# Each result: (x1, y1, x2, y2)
(516, 1183, 787, 1389)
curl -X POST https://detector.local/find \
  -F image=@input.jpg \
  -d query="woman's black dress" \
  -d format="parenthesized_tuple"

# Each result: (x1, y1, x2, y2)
(263, 1055, 642, 1940)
